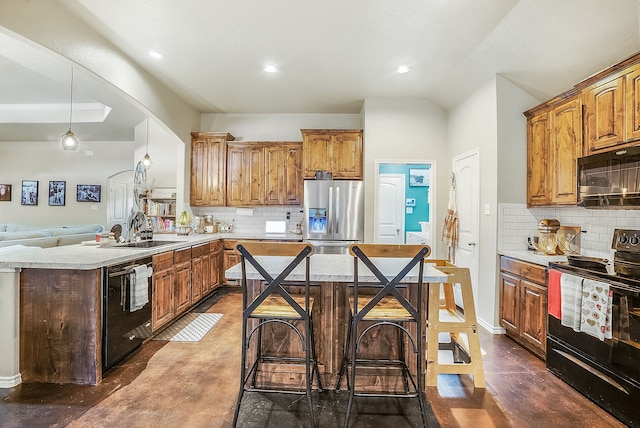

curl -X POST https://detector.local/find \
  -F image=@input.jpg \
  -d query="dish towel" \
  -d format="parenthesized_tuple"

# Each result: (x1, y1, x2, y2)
(547, 269, 562, 319)
(130, 265, 152, 312)
(580, 278, 613, 341)
(441, 183, 459, 264)
(560, 273, 583, 331)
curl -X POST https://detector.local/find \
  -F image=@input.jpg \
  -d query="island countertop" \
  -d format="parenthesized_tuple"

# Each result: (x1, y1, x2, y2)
(225, 253, 449, 283)
(0, 232, 303, 270)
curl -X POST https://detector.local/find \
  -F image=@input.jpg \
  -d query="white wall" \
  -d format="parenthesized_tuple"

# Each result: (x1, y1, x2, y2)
(362, 99, 448, 249)
(448, 79, 499, 329)
(0, 141, 132, 226)
(200, 113, 362, 141)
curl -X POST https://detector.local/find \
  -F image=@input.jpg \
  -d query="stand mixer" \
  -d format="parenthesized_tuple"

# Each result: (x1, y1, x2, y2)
(535, 219, 561, 255)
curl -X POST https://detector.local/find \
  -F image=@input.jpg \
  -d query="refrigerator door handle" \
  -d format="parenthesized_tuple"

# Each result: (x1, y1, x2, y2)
(334, 186, 340, 233)
(328, 186, 334, 235)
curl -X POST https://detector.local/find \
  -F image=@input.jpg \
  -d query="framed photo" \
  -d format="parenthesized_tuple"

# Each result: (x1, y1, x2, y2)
(409, 169, 429, 187)
(21, 180, 38, 205)
(0, 184, 11, 201)
(76, 184, 101, 202)
(48, 181, 66, 206)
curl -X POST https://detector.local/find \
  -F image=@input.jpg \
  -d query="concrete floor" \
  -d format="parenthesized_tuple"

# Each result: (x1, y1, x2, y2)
(0, 288, 625, 427)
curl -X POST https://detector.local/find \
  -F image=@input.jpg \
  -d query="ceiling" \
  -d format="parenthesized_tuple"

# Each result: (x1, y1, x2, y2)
(0, 0, 639, 142)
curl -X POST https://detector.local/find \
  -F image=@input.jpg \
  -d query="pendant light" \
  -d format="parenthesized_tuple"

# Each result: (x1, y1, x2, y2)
(142, 118, 152, 168)
(61, 67, 79, 151)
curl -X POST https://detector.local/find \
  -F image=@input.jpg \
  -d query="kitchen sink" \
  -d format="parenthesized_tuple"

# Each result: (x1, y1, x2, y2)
(109, 240, 185, 249)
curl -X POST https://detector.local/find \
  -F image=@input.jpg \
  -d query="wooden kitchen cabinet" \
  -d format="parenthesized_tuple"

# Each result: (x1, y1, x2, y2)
(227, 142, 303, 206)
(209, 240, 223, 292)
(301, 129, 363, 179)
(190, 132, 235, 206)
(499, 256, 547, 359)
(152, 251, 175, 331)
(174, 248, 192, 317)
(525, 97, 581, 206)
(191, 243, 210, 304)
(222, 239, 240, 285)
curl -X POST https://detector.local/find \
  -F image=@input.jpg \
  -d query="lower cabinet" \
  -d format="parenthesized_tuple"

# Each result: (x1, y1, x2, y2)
(209, 240, 223, 292)
(174, 248, 192, 316)
(222, 239, 240, 285)
(152, 251, 176, 331)
(191, 243, 210, 304)
(499, 256, 548, 359)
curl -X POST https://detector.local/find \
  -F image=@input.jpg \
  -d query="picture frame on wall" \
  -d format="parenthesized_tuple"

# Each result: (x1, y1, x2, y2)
(0, 184, 11, 201)
(409, 169, 429, 187)
(48, 181, 66, 206)
(21, 180, 38, 205)
(76, 184, 101, 202)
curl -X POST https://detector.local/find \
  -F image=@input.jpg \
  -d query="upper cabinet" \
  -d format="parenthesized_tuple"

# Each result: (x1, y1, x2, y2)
(583, 63, 640, 155)
(190, 132, 235, 206)
(301, 129, 363, 179)
(526, 97, 582, 206)
(226, 141, 303, 206)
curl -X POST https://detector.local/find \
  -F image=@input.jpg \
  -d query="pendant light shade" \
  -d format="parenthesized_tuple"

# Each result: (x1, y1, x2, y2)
(61, 67, 79, 151)
(142, 118, 152, 168)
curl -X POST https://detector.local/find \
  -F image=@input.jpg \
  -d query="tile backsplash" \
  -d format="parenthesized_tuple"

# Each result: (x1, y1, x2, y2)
(190, 205, 304, 234)
(499, 203, 640, 259)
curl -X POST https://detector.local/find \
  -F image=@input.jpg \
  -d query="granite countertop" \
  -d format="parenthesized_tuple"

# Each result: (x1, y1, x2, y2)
(225, 254, 449, 283)
(498, 249, 567, 266)
(0, 232, 303, 270)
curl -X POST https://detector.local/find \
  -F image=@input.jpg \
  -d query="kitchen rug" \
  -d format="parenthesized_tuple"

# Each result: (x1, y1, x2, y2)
(153, 312, 223, 342)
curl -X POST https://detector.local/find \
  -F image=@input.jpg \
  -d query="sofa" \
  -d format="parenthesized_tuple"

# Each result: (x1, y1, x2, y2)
(0, 224, 105, 248)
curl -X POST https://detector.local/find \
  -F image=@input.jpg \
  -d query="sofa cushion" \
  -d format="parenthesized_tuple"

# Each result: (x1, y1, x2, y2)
(0, 225, 6, 232)
(48, 224, 104, 234)
(0, 230, 52, 241)
(0, 236, 57, 248)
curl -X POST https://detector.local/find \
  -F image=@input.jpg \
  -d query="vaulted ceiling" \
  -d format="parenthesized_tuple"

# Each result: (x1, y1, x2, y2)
(0, 0, 639, 142)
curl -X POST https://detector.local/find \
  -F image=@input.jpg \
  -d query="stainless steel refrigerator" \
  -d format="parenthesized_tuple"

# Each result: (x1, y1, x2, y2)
(303, 180, 364, 254)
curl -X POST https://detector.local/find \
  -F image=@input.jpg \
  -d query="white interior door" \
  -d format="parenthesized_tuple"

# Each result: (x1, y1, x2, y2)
(107, 170, 134, 232)
(377, 174, 405, 243)
(453, 151, 480, 308)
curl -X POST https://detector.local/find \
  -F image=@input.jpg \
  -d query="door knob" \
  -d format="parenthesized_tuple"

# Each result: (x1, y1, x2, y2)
(468, 242, 477, 246)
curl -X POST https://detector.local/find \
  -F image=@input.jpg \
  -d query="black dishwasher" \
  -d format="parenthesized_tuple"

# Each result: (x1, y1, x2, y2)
(103, 257, 153, 372)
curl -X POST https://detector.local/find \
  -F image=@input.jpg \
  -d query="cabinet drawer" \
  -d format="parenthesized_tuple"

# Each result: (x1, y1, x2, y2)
(153, 251, 174, 271)
(209, 239, 222, 252)
(500, 257, 546, 285)
(223, 239, 238, 251)
(192, 243, 209, 257)
(174, 247, 192, 263)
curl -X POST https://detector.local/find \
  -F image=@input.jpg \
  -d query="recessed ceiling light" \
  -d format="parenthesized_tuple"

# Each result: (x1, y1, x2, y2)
(148, 50, 163, 60)
(264, 65, 278, 73)
(397, 65, 410, 74)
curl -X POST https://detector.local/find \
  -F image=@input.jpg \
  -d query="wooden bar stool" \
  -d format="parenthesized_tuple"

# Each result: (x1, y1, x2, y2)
(232, 241, 323, 428)
(426, 264, 485, 388)
(336, 243, 431, 428)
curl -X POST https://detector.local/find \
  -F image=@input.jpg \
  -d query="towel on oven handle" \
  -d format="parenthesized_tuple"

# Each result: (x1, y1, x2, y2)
(130, 265, 152, 312)
(560, 273, 583, 332)
(580, 278, 613, 341)
(548, 269, 562, 319)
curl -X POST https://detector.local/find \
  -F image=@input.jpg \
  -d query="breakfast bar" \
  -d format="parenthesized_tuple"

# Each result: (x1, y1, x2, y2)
(224, 253, 449, 390)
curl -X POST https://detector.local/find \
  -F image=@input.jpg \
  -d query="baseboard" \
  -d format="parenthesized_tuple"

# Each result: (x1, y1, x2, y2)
(0, 373, 22, 388)
(478, 318, 506, 335)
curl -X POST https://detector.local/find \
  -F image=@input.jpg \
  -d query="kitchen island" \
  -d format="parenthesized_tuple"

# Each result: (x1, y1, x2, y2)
(225, 253, 448, 390)
(0, 232, 302, 387)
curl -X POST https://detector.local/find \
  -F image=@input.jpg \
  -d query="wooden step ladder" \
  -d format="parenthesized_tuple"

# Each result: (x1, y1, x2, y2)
(426, 262, 485, 388)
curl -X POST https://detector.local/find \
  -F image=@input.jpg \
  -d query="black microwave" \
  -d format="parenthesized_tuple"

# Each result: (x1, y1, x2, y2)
(577, 145, 640, 208)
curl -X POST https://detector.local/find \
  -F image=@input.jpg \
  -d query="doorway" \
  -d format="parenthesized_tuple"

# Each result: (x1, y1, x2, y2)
(374, 160, 435, 252)
(107, 170, 134, 232)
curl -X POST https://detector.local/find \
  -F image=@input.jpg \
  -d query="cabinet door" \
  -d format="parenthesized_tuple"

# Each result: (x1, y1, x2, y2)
(191, 256, 203, 304)
(332, 132, 363, 179)
(264, 145, 284, 205)
(152, 268, 175, 331)
(224, 250, 241, 283)
(226, 144, 246, 206)
(549, 98, 581, 205)
(246, 145, 264, 205)
(174, 262, 191, 316)
(227, 143, 264, 206)
(527, 111, 551, 206)
(520, 279, 547, 354)
(210, 241, 222, 291)
(190, 133, 231, 206)
(499, 272, 520, 336)
(584, 76, 625, 154)
(283, 144, 303, 205)
(625, 65, 640, 142)
(302, 133, 332, 178)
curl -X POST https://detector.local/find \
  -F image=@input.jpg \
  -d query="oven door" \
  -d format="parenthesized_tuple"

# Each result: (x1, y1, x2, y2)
(548, 270, 640, 382)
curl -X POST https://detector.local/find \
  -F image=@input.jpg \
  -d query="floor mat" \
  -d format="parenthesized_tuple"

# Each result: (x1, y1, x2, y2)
(153, 312, 222, 342)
